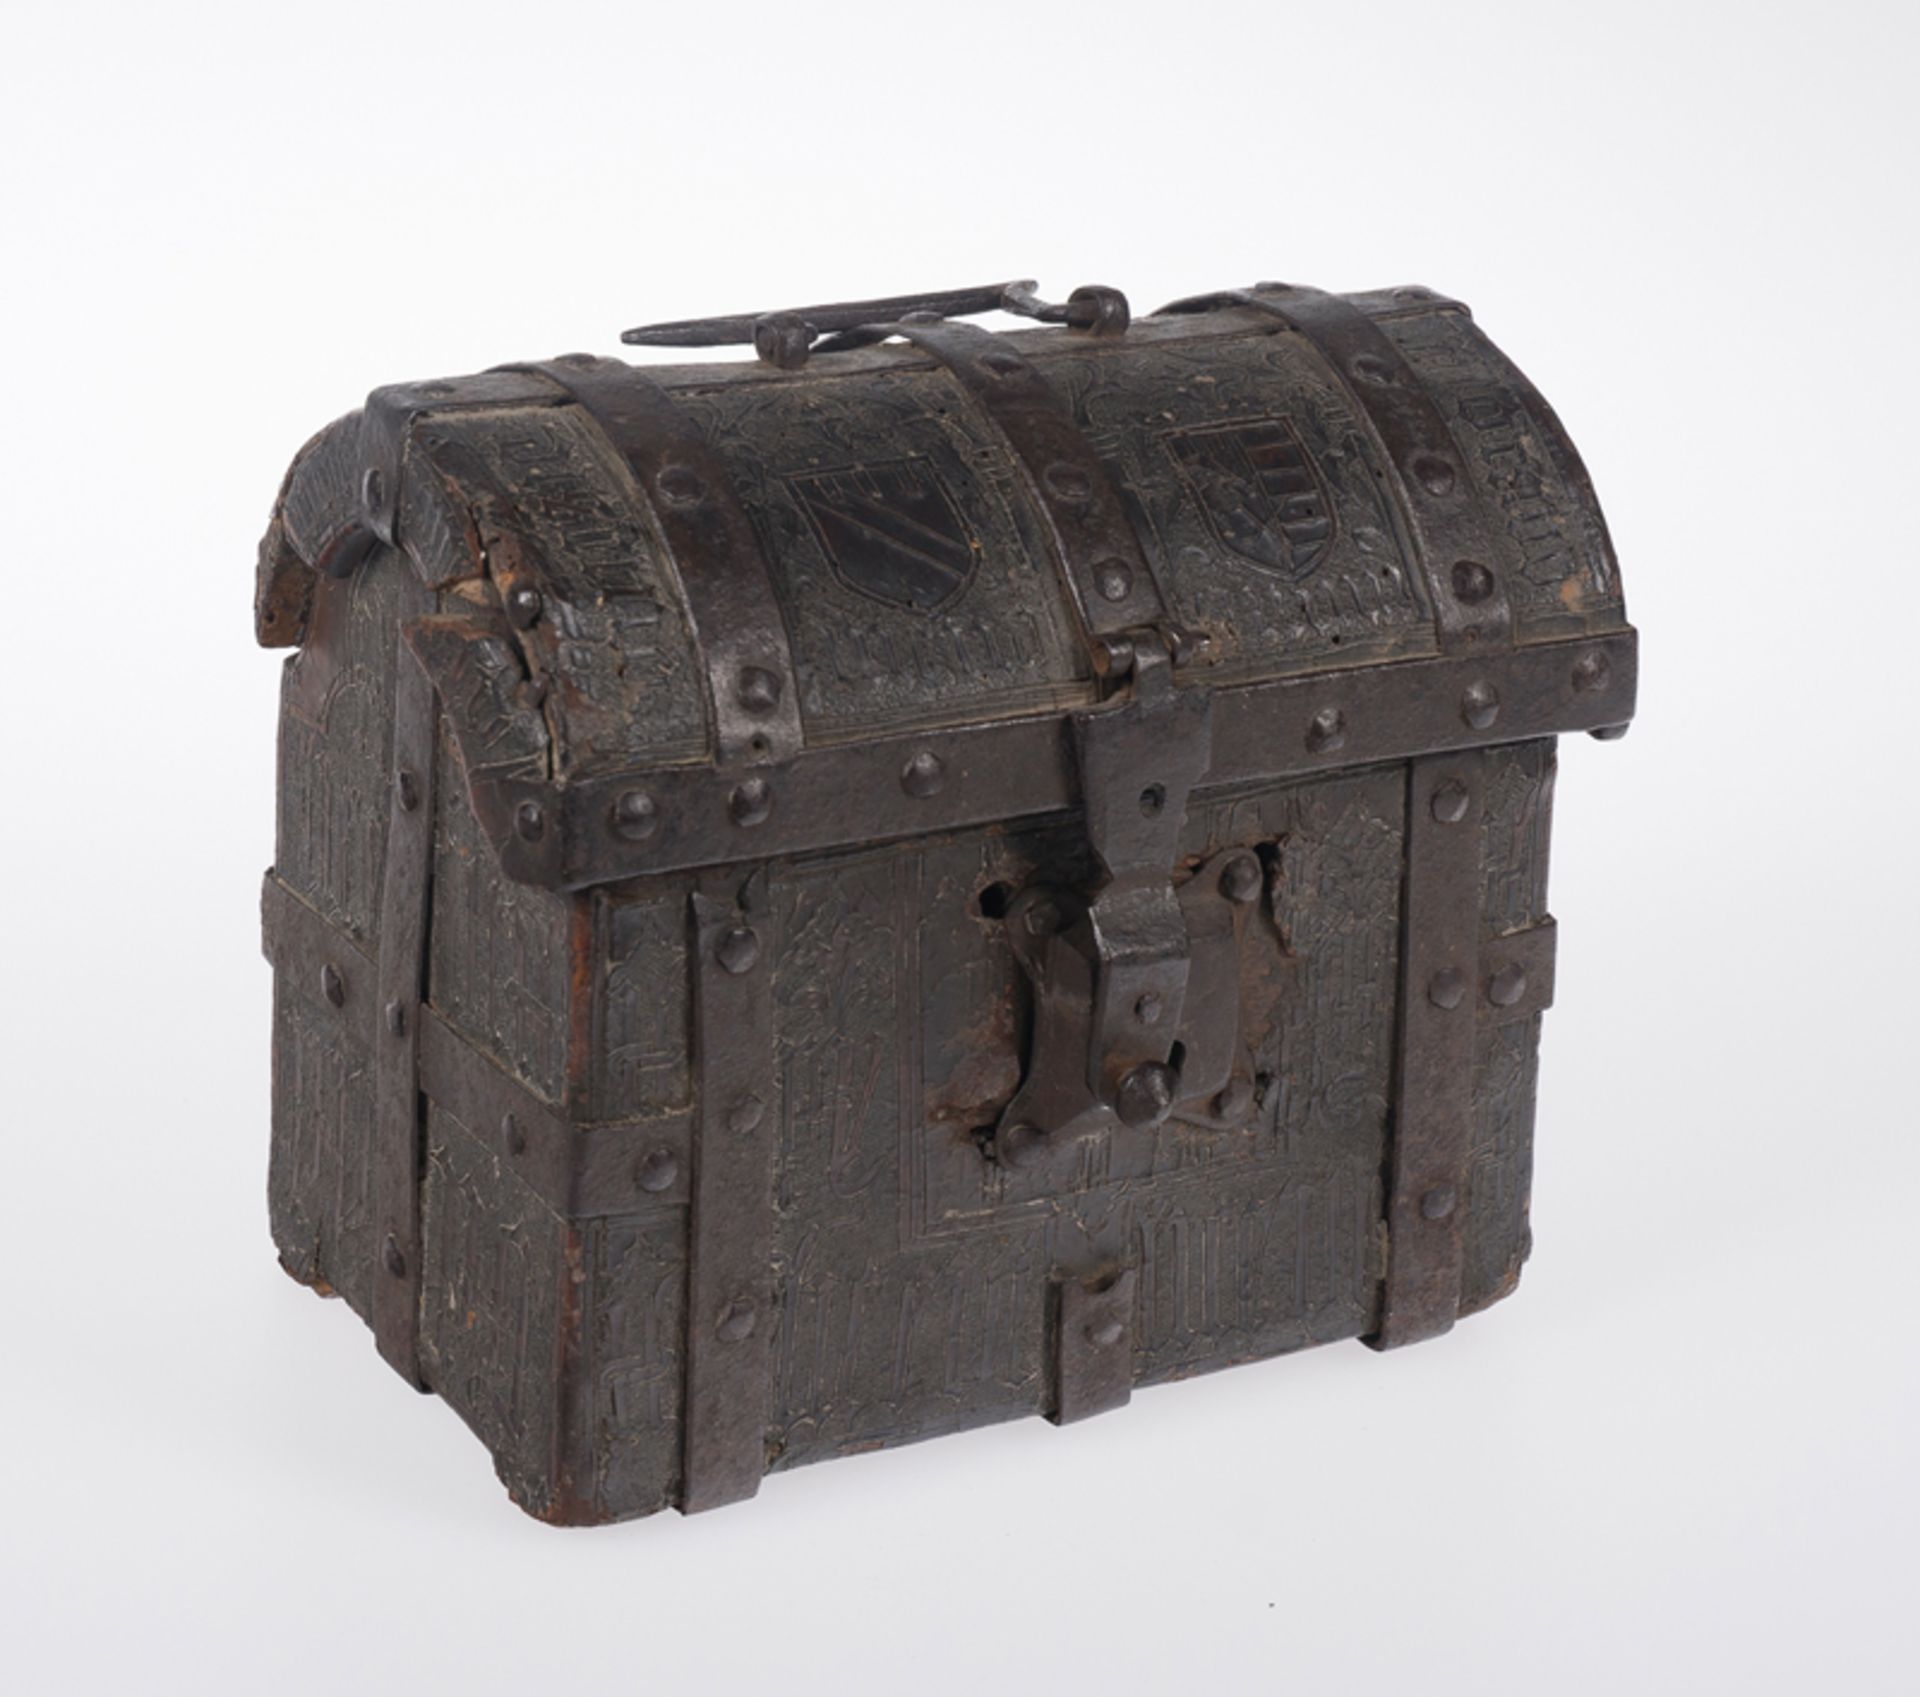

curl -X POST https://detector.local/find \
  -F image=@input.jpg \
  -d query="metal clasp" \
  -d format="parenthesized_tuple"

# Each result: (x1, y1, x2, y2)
(622, 279, 1130, 369)
(992, 631, 1257, 1173)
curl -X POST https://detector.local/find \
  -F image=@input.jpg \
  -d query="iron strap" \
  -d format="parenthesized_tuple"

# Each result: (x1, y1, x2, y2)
(1053, 1267, 1138, 1424)
(680, 871, 780, 1513)
(371, 641, 438, 1388)
(890, 320, 1168, 655)
(489, 629, 1635, 890)
(516, 358, 804, 770)
(415, 1009, 693, 1220)
(260, 873, 375, 1044)
(1227, 286, 1517, 654)
(1373, 751, 1488, 1349)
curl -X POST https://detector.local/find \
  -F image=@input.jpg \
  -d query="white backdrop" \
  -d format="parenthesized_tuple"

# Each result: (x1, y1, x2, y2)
(3, 3, 1914, 1692)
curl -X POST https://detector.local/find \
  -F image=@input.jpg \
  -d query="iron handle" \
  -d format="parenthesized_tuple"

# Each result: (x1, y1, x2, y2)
(622, 279, 1129, 369)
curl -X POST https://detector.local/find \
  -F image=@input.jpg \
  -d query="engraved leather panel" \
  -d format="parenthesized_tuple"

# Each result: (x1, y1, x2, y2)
(1376, 310, 1624, 639)
(671, 366, 1093, 740)
(411, 405, 711, 772)
(1034, 331, 1437, 680)
(760, 769, 1400, 1467)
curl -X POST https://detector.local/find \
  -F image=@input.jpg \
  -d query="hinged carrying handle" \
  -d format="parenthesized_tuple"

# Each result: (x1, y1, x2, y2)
(622, 279, 1129, 369)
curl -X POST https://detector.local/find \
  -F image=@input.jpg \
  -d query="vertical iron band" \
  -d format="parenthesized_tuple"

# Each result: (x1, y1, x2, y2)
(516, 358, 804, 769)
(371, 640, 438, 1388)
(1372, 751, 1486, 1348)
(892, 320, 1169, 658)
(680, 871, 780, 1512)
(1227, 287, 1516, 655)
(1053, 1267, 1138, 1424)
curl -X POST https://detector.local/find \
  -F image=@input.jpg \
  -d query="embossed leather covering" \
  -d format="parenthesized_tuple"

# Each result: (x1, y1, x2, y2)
(258, 288, 1625, 809)
(256, 282, 1634, 1524)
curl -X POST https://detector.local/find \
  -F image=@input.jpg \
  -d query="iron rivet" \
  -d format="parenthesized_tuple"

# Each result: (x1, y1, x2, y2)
(384, 999, 406, 1037)
(610, 789, 659, 842)
(1095, 561, 1133, 602)
(1138, 783, 1167, 817)
(636, 1148, 679, 1193)
(360, 467, 385, 517)
(1086, 1318, 1126, 1349)
(1461, 681, 1500, 731)
(1043, 462, 1093, 504)
(320, 962, 345, 1008)
(1116, 1062, 1178, 1127)
(737, 666, 782, 714)
(382, 1234, 407, 1278)
(657, 464, 706, 507)
(753, 316, 813, 369)
(716, 1300, 757, 1342)
(1571, 650, 1612, 694)
(1213, 1076, 1256, 1121)
(506, 585, 543, 629)
(514, 799, 546, 841)
(997, 1122, 1044, 1170)
(901, 750, 946, 798)
(1351, 353, 1397, 386)
(1428, 967, 1468, 1011)
(503, 1112, 526, 1156)
(1410, 453, 1456, 497)
(1220, 855, 1263, 904)
(1394, 286, 1435, 302)
(1024, 899, 1062, 938)
(1306, 706, 1347, 754)
(1487, 963, 1529, 1008)
(1420, 1186, 1457, 1221)
(729, 777, 773, 827)
(1134, 992, 1163, 1026)
(726, 1094, 766, 1136)
(555, 352, 598, 370)
(1430, 780, 1471, 824)
(1590, 723, 1630, 742)
(716, 926, 761, 975)
(394, 768, 420, 813)
(1451, 560, 1495, 604)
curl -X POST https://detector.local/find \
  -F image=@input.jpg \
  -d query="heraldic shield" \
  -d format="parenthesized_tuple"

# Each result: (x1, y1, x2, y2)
(1166, 416, 1335, 579)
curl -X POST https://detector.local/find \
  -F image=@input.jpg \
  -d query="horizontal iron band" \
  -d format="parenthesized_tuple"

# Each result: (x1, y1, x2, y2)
(493, 629, 1636, 889)
(261, 874, 690, 1221)
(1480, 919, 1557, 1026)
(261, 873, 377, 1049)
(417, 1009, 693, 1220)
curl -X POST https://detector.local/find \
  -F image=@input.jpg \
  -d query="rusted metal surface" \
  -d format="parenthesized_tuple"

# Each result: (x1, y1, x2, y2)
(481, 631, 1635, 890)
(1054, 1267, 1139, 1425)
(680, 874, 780, 1513)
(370, 641, 437, 1387)
(256, 276, 1634, 1524)
(988, 631, 1211, 1169)
(1372, 752, 1488, 1348)
(414, 1008, 693, 1220)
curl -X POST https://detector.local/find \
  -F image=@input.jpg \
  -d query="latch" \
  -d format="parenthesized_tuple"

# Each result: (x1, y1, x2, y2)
(991, 630, 1261, 1173)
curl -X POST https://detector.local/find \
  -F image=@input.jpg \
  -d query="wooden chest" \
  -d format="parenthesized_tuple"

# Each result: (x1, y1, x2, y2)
(255, 278, 1635, 1523)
